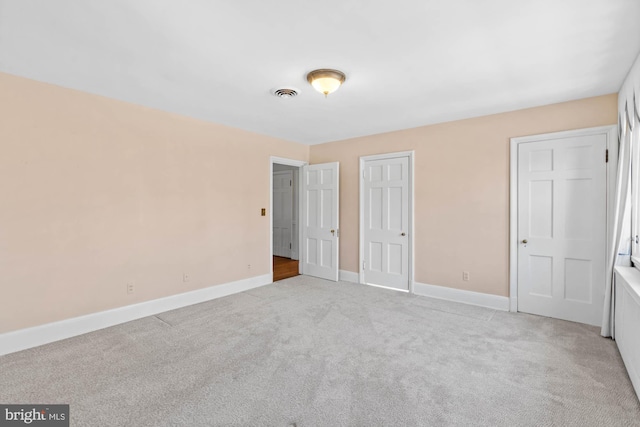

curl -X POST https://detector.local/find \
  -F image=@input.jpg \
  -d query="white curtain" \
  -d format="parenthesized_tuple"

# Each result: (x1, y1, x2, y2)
(601, 110, 632, 338)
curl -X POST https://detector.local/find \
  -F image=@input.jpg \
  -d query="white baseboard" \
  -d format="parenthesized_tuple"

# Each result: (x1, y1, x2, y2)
(339, 270, 359, 283)
(0, 273, 272, 357)
(413, 281, 510, 311)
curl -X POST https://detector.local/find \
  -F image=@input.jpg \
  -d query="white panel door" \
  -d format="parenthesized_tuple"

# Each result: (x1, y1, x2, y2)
(517, 134, 606, 326)
(273, 170, 292, 258)
(301, 162, 339, 281)
(363, 157, 409, 291)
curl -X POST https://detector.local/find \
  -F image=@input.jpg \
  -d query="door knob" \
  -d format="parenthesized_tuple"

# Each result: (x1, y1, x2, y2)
(522, 239, 528, 244)
(330, 229, 335, 235)
(401, 232, 406, 236)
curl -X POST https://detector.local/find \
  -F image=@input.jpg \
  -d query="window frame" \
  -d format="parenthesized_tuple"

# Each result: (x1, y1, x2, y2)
(630, 121, 640, 269)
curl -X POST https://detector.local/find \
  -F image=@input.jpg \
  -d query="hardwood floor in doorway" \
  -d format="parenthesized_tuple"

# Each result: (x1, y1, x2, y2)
(273, 256, 299, 281)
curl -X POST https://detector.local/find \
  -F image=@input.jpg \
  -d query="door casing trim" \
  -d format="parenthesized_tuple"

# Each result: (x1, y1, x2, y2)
(359, 151, 415, 292)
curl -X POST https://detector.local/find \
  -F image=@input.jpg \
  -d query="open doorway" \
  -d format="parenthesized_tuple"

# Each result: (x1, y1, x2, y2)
(270, 157, 306, 282)
(273, 163, 300, 281)
(270, 156, 340, 283)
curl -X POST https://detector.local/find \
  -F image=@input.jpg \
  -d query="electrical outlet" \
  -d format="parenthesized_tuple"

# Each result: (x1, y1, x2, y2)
(127, 282, 135, 294)
(183, 273, 190, 283)
(462, 271, 470, 281)
(247, 264, 251, 270)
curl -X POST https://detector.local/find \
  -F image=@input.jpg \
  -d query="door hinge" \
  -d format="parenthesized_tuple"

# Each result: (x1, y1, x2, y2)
(362, 260, 366, 270)
(362, 170, 365, 179)
(290, 243, 292, 249)
(290, 180, 292, 186)
(606, 149, 609, 163)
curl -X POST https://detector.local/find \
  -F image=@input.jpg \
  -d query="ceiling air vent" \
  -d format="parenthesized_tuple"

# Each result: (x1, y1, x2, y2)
(272, 88, 299, 98)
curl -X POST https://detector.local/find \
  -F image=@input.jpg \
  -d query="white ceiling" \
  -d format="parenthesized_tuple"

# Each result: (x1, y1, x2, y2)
(1, 1, 639, 145)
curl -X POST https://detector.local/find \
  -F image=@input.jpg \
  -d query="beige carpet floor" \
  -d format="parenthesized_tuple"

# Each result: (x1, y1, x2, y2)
(1, 275, 639, 426)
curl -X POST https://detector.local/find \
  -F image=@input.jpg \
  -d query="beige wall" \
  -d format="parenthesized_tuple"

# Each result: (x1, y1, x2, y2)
(310, 94, 617, 297)
(0, 71, 617, 334)
(0, 73, 309, 334)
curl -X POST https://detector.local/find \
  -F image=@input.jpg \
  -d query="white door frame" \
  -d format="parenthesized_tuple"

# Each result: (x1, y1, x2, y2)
(359, 151, 415, 292)
(270, 156, 308, 281)
(509, 125, 617, 312)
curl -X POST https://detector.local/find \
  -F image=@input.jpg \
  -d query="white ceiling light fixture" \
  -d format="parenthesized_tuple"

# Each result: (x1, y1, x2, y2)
(307, 69, 346, 97)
